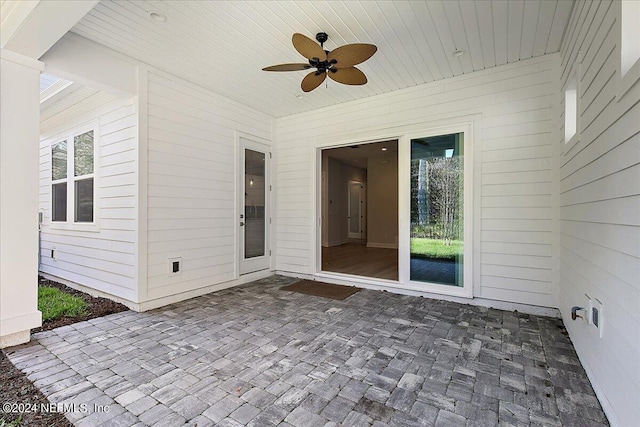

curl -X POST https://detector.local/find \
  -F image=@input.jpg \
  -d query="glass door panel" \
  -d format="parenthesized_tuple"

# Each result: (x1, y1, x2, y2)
(244, 149, 266, 259)
(239, 138, 270, 275)
(410, 133, 464, 286)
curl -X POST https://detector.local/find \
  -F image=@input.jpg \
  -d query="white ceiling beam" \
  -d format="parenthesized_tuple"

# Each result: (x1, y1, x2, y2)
(41, 33, 137, 97)
(1, 0, 99, 59)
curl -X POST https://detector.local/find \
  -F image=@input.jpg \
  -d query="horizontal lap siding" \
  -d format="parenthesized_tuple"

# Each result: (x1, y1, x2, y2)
(275, 55, 556, 307)
(39, 94, 137, 301)
(558, 1, 640, 425)
(146, 72, 271, 301)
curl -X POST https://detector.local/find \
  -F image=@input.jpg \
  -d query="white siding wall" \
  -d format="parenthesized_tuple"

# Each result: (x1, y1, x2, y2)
(275, 54, 557, 308)
(145, 72, 272, 302)
(558, 1, 640, 425)
(39, 92, 138, 302)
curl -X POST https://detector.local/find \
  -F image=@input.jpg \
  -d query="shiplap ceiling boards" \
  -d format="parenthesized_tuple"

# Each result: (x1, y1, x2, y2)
(66, 0, 573, 117)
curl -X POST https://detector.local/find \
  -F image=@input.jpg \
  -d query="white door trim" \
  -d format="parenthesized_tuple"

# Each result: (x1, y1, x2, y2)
(311, 115, 480, 299)
(399, 122, 475, 299)
(238, 135, 271, 275)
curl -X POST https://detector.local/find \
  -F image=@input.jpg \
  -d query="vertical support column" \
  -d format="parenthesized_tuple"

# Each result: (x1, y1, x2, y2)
(135, 66, 149, 305)
(0, 49, 44, 348)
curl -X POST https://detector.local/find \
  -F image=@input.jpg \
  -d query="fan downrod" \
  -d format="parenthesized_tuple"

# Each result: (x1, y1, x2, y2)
(315, 32, 328, 47)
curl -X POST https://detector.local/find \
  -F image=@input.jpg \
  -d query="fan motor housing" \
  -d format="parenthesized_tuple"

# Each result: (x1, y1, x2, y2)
(315, 32, 328, 45)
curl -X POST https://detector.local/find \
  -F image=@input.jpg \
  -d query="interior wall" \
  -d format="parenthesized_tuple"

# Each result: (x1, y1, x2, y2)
(39, 92, 138, 302)
(367, 153, 398, 248)
(145, 71, 272, 302)
(557, 1, 640, 425)
(275, 54, 557, 308)
(326, 156, 342, 246)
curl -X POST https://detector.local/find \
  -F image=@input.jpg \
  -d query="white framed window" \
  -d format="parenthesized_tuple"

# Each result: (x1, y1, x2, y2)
(617, 0, 640, 99)
(563, 67, 580, 153)
(51, 140, 68, 222)
(50, 125, 98, 229)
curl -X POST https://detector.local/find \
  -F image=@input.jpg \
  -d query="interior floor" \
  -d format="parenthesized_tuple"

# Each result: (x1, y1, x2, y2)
(322, 241, 398, 280)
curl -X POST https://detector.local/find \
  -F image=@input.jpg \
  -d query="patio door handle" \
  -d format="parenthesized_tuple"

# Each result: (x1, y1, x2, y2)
(240, 221, 245, 226)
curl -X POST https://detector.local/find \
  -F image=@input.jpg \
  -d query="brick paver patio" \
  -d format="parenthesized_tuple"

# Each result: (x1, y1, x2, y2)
(4, 275, 608, 426)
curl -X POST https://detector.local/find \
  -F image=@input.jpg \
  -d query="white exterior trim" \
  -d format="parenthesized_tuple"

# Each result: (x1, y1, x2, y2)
(41, 269, 273, 312)
(278, 271, 561, 318)
(0, 48, 45, 71)
(48, 120, 100, 232)
(401, 121, 476, 299)
(311, 118, 478, 300)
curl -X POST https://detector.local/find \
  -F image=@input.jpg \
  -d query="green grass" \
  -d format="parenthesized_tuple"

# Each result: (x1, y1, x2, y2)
(0, 415, 22, 427)
(410, 238, 462, 260)
(38, 286, 87, 322)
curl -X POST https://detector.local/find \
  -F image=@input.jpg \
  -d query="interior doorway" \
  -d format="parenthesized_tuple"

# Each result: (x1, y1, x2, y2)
(348, 180, 365, 239)
(321, 140, 398, 280)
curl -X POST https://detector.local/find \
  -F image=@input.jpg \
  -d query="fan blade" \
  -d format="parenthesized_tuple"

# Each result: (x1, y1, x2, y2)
(301, 71, 327, 92)
(263, 63, 312, 72)
(328, 67, 367, 86)
(327, 43, 377, 69)
(292, 33, 326, 61)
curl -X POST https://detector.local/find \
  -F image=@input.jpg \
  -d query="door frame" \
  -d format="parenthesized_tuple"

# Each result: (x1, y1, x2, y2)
(237, 134, 271, 275)
(312, 117, 478, 299)
(315, 136, 399, 279)
(399, 123, 474, 299)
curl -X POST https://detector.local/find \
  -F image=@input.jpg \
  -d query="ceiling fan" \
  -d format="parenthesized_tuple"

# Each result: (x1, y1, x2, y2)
(263, 32, 377, 93)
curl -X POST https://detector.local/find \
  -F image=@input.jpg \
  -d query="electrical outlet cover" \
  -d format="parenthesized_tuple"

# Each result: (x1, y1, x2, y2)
(593, 298, 604, 338)
(585, 294, 593, 324)
(167, 257, 182, 276)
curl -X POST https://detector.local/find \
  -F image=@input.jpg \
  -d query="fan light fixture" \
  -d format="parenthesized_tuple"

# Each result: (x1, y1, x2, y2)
(263, 32, 377, 92)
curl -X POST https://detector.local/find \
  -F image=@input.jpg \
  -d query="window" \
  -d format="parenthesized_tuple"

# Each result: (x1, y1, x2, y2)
(51, 129, 95, 224)
(73, 131, 94, 222)
(618, 0, 640, 99)
(51, 140, 68, 221)
(564, 73, 577, 143)
(621, 0, 640, 78)
(410, 133, 464, 287)
(563, 66, 580, 153)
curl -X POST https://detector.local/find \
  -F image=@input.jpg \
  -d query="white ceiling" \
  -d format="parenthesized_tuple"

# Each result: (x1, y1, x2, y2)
(326, 140, 398, 169)
(65, 0, 574, 118)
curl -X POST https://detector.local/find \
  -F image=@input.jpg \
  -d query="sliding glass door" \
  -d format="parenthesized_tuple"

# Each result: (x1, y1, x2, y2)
(409, 133, 464, 287)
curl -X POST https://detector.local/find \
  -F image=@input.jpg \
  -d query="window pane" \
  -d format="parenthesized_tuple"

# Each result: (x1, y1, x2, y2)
(74, 131, 94, 176)
(52, 141, 67, 180)
(52, 182, 67, 222)
(410, 133, 464, 286)
(244, 149, 265, 258)
(75, 178, 93, 222)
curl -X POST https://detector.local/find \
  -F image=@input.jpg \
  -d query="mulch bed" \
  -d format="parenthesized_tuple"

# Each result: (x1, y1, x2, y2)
(0, 277, 129, 426)
(0, 352, 72, 427)
(32, 277, 129, 333)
